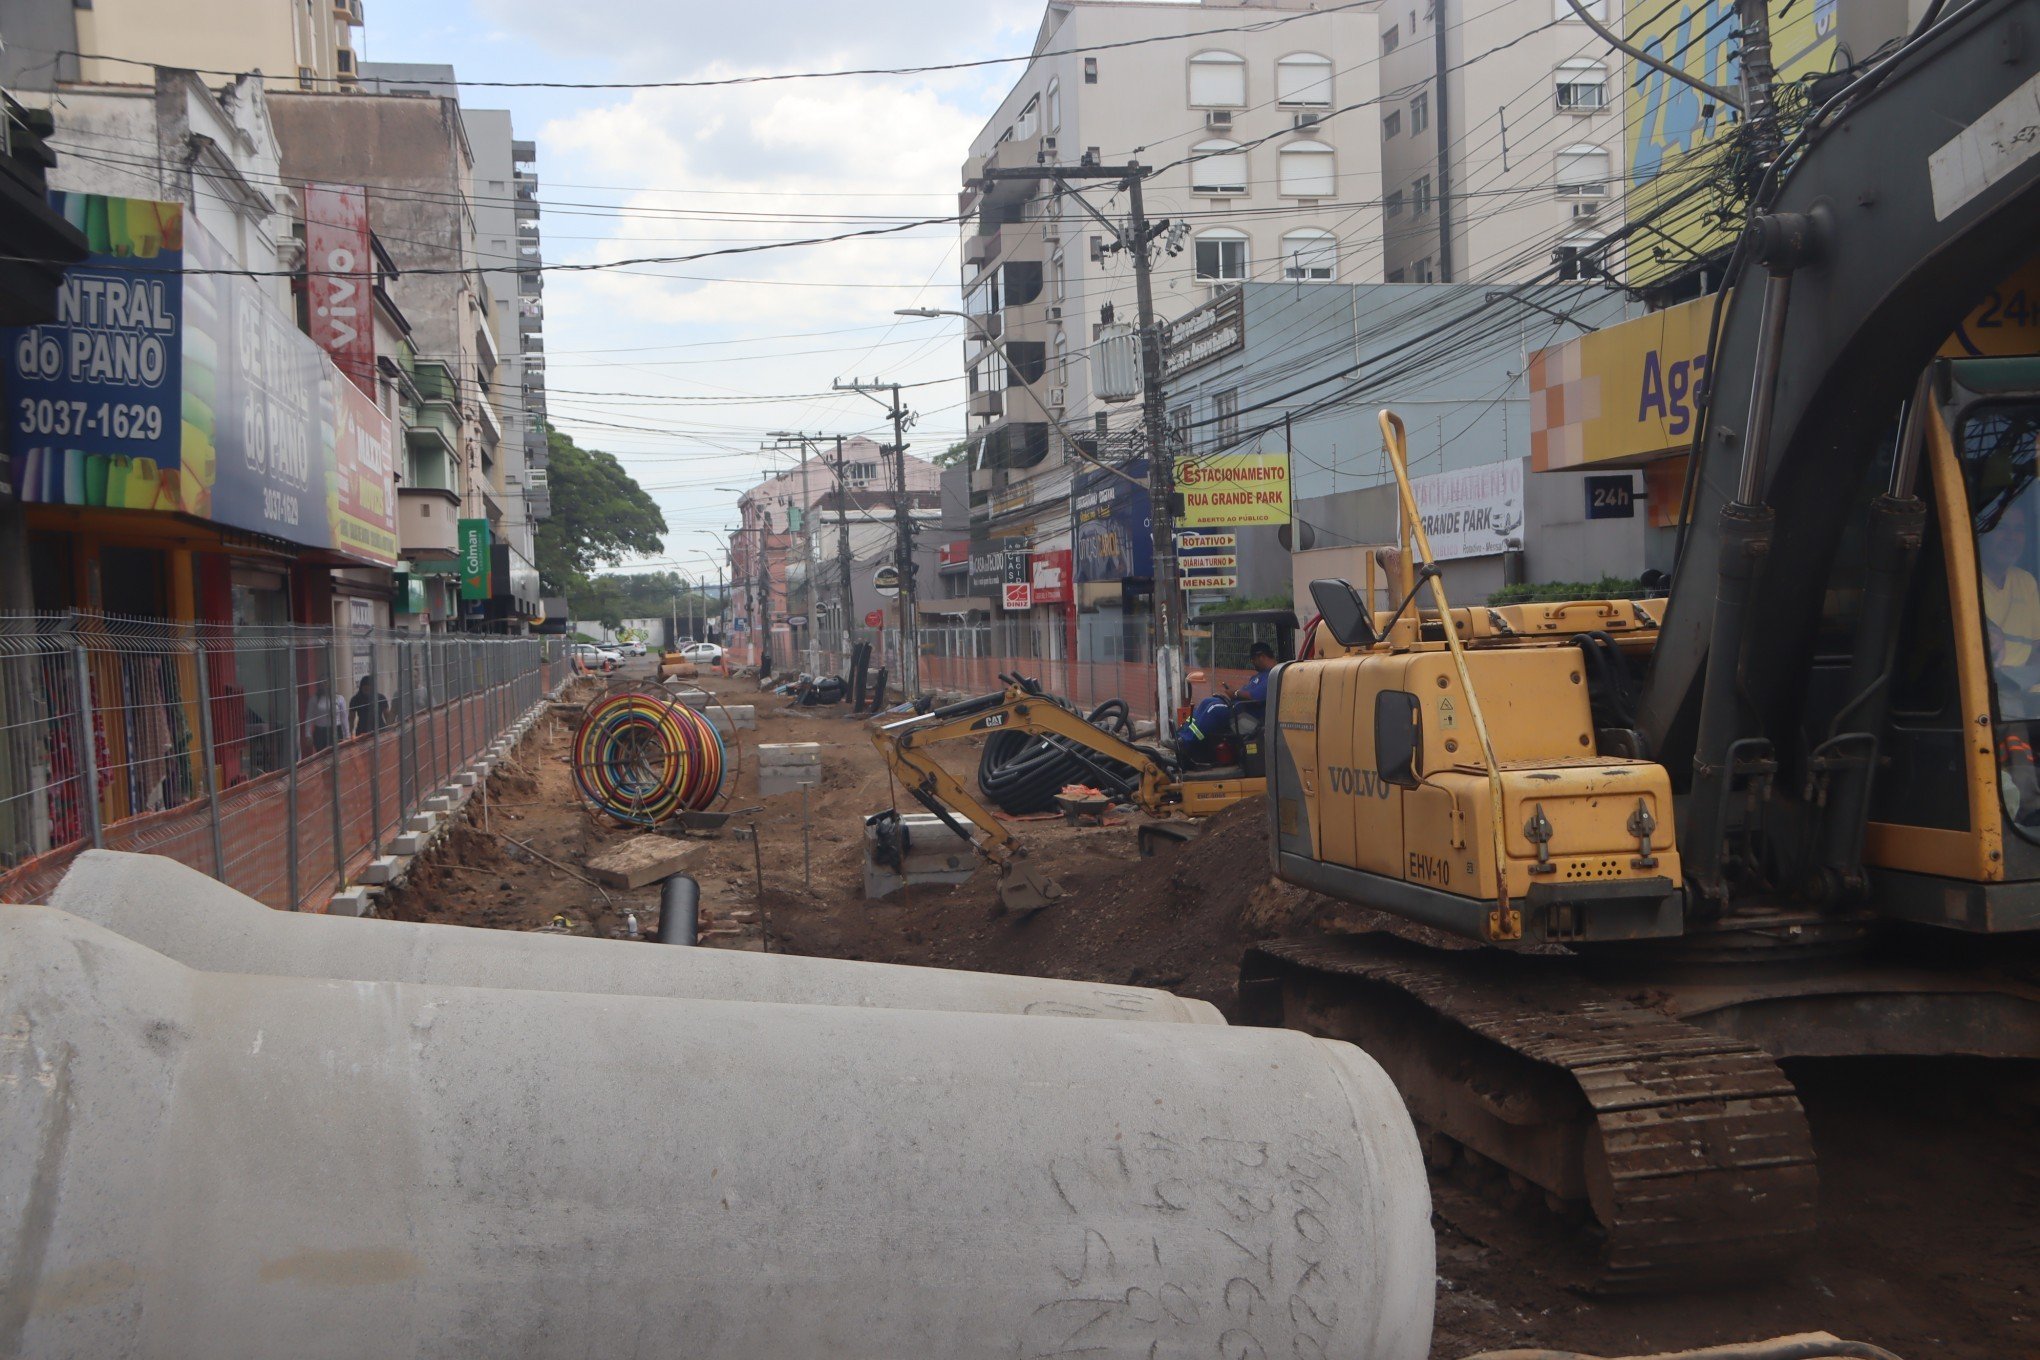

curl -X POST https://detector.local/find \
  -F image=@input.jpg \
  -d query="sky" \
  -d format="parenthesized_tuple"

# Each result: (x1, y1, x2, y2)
(365, 0, 1056, 586)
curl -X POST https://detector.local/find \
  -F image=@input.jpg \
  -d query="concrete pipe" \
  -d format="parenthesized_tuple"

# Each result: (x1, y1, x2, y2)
(0, 907, 1434, 1360)
(47, 850, 1223, 1024)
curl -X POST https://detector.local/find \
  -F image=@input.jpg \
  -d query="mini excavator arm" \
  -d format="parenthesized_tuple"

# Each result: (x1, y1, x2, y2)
(871, 680, 1179, 910)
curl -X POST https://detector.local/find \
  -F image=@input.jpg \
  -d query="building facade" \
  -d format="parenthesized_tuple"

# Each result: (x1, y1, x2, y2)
(0, 0, 365, 92)
(957, 0, 1385, 665)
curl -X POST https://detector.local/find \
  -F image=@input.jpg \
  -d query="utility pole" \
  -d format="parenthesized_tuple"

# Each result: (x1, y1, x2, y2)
(1737, 0, 1781, 168)
(829, 436, 856, 666)
(833, 380, 920, 697)
(977, 160, 1185, 721)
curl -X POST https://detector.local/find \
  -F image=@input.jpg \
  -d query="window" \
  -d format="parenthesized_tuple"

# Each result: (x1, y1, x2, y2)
(1556, 60, 1607, 111)
(1410, 91, 1429, 134)
(1194, 229, 1249, 282)
(1281, 229, 1336, 281)
(1215, 389, 1240, 449)
(1278, 140, 1335, 198)
(1386, 267, 1406, 283)
(1412, 174, 1432, 215)
(1413, 256, 1435, 283)
(1190, 139, 1248, 195)
(1555, 144, 1611, 196)
(1382, 24, 1400, 53)
(1382, 110, 1402, 138)
(1188, 50, 1247, 108)
(1385, 188, 1405, 218)
(1170, 405, 1194, 452)
(1052, 254, 1066, 302)
(1018, 94, 1040, 139)
(1276, 53, 1334, 108)
(1555, 0, 1607, 17)
(1084, 57, 1098, 84)
(1053, 329, 1069, 386)
(1047, 78, 1061, 131)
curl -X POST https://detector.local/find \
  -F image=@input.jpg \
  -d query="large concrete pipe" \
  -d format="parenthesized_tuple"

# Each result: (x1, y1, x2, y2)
(47, 850, 1222, 1024)
(0, 907, 1434, 1360)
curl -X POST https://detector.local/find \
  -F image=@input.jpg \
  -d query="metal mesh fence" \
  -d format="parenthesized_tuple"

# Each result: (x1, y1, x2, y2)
(0, 613, 563, 910)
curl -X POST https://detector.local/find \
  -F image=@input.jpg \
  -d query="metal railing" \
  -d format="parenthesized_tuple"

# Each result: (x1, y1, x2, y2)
(0, 613, 564, 910)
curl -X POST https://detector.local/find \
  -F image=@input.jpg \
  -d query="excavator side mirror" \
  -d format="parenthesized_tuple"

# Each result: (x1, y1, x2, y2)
(1373, 690, 1422, 790)
(1309, 579, 1378, 649)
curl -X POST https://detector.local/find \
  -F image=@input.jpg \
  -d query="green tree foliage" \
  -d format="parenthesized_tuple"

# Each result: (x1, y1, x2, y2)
(533, 423, 667, 595)
(1486, 576, 1646, 605)
(933, 440, 971, 468)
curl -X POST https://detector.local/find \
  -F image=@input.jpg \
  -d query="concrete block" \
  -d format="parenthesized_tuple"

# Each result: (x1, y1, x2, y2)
(455, 772, 478, 788)
(759, 768, 822, 798)
(407, 812, 437, 834)
(423, 794, 454, 814)
(585, 835, 701, 890)
(758, 742, 822, 766)
(391, 833, 428, 856)
(705, 704, 758, 735)
(328, 886, 373, 917)
(358, 856, 402, 887)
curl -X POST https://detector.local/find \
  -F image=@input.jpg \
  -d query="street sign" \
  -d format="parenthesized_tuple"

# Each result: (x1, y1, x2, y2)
(1002, 582, 1034, 611)
(1186, 574, 1239, 591)
(1585, 474, 1635, 519)
(785, 614, 808, 628)
(1176, 531, 1237, 553)
(864, 609, 885, 628)
(873, 564, 901, 598)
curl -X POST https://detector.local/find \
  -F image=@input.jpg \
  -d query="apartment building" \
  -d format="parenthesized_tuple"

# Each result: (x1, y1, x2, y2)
(957, 0, 1382, 661)
(269, 86, 510, 619)
(462, 108, 549, 605)
(0, 0, 365, 92)
(1379, 0, 1627, 284)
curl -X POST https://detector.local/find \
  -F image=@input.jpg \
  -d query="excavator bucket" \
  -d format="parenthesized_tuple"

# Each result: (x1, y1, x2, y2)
(998, 861, 1065, 912)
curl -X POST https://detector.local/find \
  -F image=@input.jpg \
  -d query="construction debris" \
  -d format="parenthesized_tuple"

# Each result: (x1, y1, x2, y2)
(585, 834, 701, 890)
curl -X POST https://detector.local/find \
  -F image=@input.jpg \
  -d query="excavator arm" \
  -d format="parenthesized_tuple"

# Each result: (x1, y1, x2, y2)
(1632, 1, 2040, 901)
(871, 680, 1181, 910)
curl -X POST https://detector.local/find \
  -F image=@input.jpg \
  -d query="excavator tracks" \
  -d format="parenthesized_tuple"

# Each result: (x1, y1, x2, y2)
(1242, 935, 1819, 1291)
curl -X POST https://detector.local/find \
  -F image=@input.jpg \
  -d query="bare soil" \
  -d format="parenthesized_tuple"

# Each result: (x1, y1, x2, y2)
(394, 666, 2040, 1360)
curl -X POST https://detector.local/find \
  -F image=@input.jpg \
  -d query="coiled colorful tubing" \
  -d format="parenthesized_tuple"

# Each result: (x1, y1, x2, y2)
(572, 690, 727, 826)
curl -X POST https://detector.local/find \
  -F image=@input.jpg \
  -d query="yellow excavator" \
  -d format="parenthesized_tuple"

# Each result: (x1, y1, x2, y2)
(1245, 0, 2040, 1292)
(871, 674, 1262, 909)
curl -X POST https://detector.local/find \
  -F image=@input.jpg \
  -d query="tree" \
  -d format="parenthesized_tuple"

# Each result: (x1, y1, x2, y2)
(568, 571, 721, 632)
(533, 423, 667, 595)
(933, 439, 971, 468)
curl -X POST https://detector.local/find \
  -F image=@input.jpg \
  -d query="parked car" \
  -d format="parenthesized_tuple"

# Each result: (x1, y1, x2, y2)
(679, 642, 723, 664)
(570, 643, 621, 669)
(622, 640, 647, 656)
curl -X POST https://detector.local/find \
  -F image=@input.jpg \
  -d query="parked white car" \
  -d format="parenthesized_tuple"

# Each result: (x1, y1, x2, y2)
(679, 642, 723, 664)
(622, 640, 648, 656)
(571, 643, 622, 668)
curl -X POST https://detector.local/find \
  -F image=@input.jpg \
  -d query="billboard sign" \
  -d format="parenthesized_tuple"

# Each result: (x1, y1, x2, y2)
(304, 184, 375, 396)
(3, 193, 397, 566)
(1075, 458, 1153, 584)
(6, 193, 183, 510)
(1410, 460, 1524, 561)
(1030, 548, 1072, 605)
(1623, 0, 1836, 286)
(1001, 547, 1033, 610)
(1176, 451, 1291, 527)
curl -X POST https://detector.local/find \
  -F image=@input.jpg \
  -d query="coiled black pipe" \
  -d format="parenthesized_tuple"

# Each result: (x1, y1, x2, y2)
(977, 696, 1141, 815)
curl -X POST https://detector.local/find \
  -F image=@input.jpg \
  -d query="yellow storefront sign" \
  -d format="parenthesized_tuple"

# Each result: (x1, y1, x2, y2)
(1530, 294, 1716, 472)
(1624, 0, 1838, 287)
(1176, 451, 1291, 527)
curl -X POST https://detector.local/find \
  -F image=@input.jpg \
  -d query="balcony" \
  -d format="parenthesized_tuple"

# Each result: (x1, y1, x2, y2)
(518, 270, 542, 296)
(404, 403, 460, 458)
(512, 139, 536, 164)
(965, 219, 1047, 290)
(411, 358, 458, 405)
(967, 388, 1003, 419)
(332, 0, 364, 23)
(476, 396, 502, 448)
(969, 419, 1050, 471)
(398, 486, 460, 559)
(518, 303, 541, 333)
(522, 334, 544, 356)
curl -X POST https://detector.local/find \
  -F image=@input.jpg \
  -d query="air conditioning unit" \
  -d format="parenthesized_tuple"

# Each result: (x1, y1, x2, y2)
(1047, 305, 1063, 320)
(298, 66, 318, 90)
(1293, 112, 1321, 129)
(1571, 200, 1601, 218)
(1043, 136, 1057, 153)
(1205, 109, 1233, 129)
(1049, 388, 1068, 409)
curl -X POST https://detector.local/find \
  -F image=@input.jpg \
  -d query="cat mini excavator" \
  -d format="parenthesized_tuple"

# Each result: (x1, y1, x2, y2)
(1243, 0, 2040, 1291)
